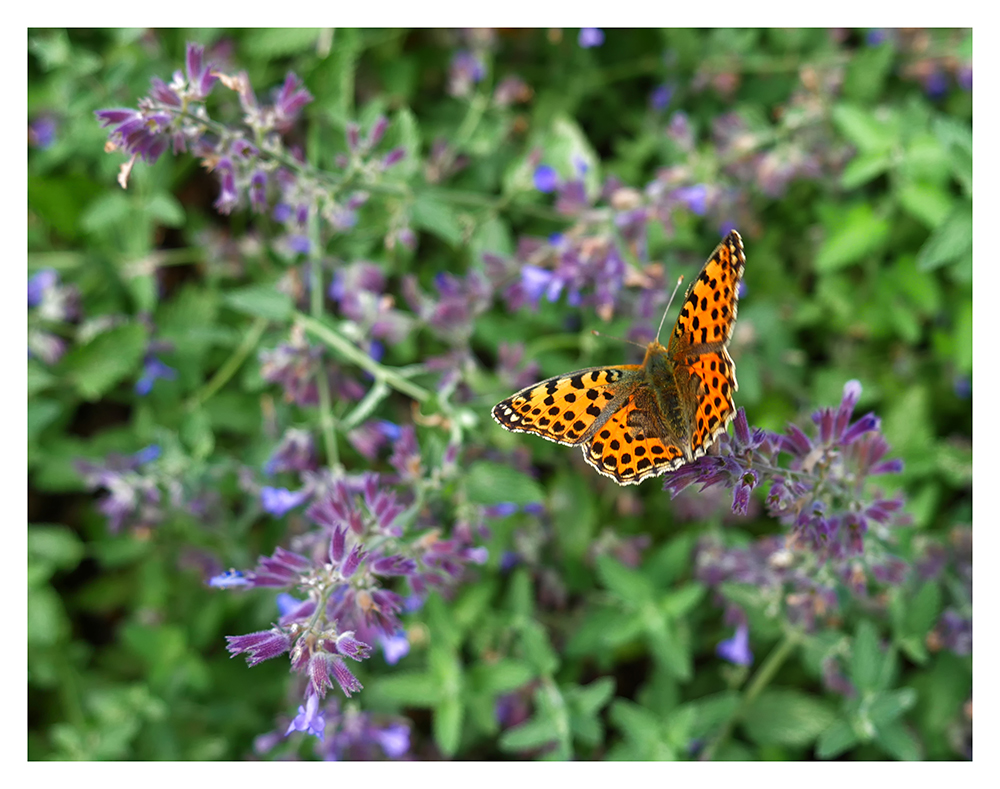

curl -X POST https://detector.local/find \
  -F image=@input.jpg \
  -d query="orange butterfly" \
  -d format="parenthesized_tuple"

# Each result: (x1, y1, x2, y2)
(492, 230, 745, 485)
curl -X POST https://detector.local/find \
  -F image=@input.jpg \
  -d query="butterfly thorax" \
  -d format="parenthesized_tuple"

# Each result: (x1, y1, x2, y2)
(636, 340, 699, 459)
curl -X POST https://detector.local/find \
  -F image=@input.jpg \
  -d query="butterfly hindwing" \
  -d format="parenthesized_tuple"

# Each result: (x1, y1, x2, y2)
(581, 394, 687, 484)
(492, 366, 640, 446)
(687, 349, 738, 455)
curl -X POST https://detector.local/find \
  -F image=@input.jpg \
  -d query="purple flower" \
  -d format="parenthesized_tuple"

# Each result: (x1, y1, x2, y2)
(650, 83, 674, 111)
(716, 623, 754, 666)
(380, 631, 410, 665)
(286, 690, 326, 741)
(957, 65, 972, 91)
(866, 29, 888, 46)
(260, 486, 308, 517)
(923, 70, 949, 100)
(273, 72, 314, 129)
(578, 28, 605, 48)
(29, 115, 57, 149)
(226, 627, 293, 667)
(135, 354, 176, 396)
(184, 42, 217, 101)
(264, 428, 316, 475)
(673, 184, 708, 216)
(28, 269, 58, 308)
(209, 570, 251, 589)
(533, 164, 559, 193)
(449, 51, 486, 97)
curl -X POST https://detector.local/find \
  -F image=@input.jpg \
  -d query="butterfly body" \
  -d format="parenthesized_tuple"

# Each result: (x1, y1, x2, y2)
(493, 230, 745, 485)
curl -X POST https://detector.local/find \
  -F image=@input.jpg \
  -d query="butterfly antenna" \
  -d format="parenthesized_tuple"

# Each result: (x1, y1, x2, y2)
(655, 275, 685, 343)
(590, 329, 647, 349)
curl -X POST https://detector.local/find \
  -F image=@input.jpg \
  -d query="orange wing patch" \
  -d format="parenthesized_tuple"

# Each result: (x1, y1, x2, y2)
(492, 366, 637, 446)
(581, 396, 686, 485)
(687, 350, 738, 454)
(672, 231, 745, 349)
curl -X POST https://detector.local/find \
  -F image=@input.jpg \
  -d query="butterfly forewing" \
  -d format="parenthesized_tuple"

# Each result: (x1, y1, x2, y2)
(491, 366, 640, 446)
(670, 230, 745, 457)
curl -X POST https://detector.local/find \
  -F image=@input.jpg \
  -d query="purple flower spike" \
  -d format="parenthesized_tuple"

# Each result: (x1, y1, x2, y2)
(368, 115, 389, 147)
(185, 42, 216, 100)
(274, 73, 313, 127)
(716, 623, 754, 666)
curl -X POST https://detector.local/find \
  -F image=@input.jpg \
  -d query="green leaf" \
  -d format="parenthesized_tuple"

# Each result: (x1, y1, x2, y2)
(816, 204, 890, 272)
(411, 194, 463, 247)
(917, 202, 972, 271)
(906, 583, 941, 640)
(520, 621, 559, 675)
(841, 42, 894, 103)
(145, 192, 185, 227)
(832, 104, 898, 153)
(569, 677, 615, 717)
(433, 695, 463, 757)
(61, 322, 148, 400)
(869, 688, 917, 727)
(954, 300, 972, 373)
(181, 409, 214, 459)
(896, 182, 953, 228)
(688, 691, 741, 738)
(646, 618, 691, 680)
(375, 670, 441, 706)
(464, 461, 544, 505)
(660, 583, 705, 618)
(79, 191, 132, 235)
(499, 714, 559, 752)
(816, 720, 860, 759)
(874, 721, 922, 760)
(28, 525, 85, 577)
(27, 585, 69, 646)
(28, 399, 62, 439)
(901, 133, 951, 183)
(596, 555, 654, 604)
(741, 688, 838, 747)
(840, 151, 892, 189)
(468, 659, 535, 695)
(471, 215, 514, 261)
(850, 620, 883, 693)
(27, 362, 57, 397)
(242, 28, 321, 57)
(222, 284, 292, 321)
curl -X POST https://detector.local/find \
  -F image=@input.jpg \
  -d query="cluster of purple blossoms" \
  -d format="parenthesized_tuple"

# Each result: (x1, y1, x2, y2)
(76, 446, 164, 533)
(95, 43, 408, 254)
(259, 325, 365, 407)
(221, 470, 488, 733)
(28, 268, 80, 364)
(662, 381, 909, 652)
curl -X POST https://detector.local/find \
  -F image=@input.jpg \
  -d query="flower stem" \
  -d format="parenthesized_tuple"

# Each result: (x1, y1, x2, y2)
(186, 316, 267, 410)
(700, 629, 802, 761)
(294, 312, 432, 404)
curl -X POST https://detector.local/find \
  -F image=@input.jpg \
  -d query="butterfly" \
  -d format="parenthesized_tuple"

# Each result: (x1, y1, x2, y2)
(492, 230, 745, 485)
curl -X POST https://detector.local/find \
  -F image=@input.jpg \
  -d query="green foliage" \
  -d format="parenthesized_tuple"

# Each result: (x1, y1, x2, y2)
(28, 27, 971, 761)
